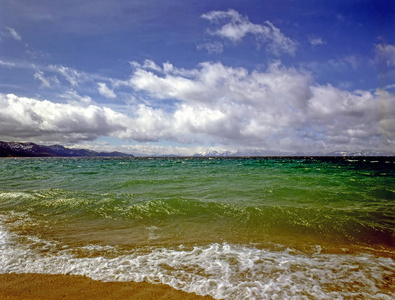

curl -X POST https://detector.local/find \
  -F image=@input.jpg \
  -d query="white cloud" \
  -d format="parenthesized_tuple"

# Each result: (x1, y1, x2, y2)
(309, 37, 325, 46)
(33, 67, 60, 88)
(343, 55, 360, 70)
(48, 65, 88, 86)
(1, 60, 394, 154)
(73, 140, 203, 156)
(197, 42, 224, 54)
(376, 44, 395, 67)
(0, 94, 127, 143)
(142, 59, 162, 72)
(0, 60, 16, 67)
(123, 60, 394, 153)
(59, 90, 96, 107)
(201, 9, 297, 56)
(382, 83, 395, 90)
(97, 82, 116, 98)
(202, 9, 261, 42)
(33, 70, 51, 87)
(6, 27, 22, 41)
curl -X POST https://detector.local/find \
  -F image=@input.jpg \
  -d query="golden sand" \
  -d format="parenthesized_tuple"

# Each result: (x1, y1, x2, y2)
(0, 273, 215, 300)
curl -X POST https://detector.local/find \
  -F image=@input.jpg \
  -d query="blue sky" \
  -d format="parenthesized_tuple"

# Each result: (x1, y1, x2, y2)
(1, 0, 394, 155)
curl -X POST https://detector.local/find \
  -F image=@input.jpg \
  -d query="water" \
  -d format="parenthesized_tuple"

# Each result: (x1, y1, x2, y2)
(0, 157, 394, 299)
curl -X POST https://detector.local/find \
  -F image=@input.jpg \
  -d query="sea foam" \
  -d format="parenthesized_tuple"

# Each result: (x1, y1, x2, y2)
(1, 222, 394, 300)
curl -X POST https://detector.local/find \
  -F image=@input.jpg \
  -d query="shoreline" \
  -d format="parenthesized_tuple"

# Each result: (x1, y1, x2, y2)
(0, 273, 215, 300)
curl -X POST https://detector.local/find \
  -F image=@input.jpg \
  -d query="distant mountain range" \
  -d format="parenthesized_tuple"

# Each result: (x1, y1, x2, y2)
(0, 141, 391, 157)
(194, 148, 391, 157)
(0, 141, 134, 157)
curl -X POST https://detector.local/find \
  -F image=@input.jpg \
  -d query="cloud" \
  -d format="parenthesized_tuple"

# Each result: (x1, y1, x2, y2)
(327, 55, 363, 73)
(142, 59, 162, 72)
(0, 94, 127, 143)
(33, 69, 51, 88)
(6, 27, 22, 41)
(201, 9, 297, 56)
(73, 140, 203, 156)
(382, 83, 395, 91)
(343, 55, 360, 70)
(59, 90, 96, 107)
(376, 44, 395, 67)
(121, 61, 395, 153)
(97, 82, 116, 98)
(197, 42, 224, 54)
(33, 66, 60, 88)
(0, 62, 89, 89)
(48, 65, 89, 86)
(309, 37, 326, 46)
(0, 60, 16, 67)
(1, 60, 394, 154)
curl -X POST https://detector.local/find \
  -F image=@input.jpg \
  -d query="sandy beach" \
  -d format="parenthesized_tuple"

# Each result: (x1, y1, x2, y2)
(0, 273, 215, 300)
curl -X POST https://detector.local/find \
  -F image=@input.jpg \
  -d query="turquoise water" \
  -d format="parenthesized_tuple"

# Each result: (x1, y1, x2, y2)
(1, 157, 394, 299)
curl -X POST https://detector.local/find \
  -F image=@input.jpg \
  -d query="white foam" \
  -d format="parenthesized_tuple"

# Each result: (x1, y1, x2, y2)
(0, 224, 11, 251)
(0, 223, 394, 299)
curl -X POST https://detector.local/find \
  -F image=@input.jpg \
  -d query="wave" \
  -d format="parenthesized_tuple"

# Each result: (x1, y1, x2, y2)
(1, 190, 394, 248)
(0, 220, 394, 300)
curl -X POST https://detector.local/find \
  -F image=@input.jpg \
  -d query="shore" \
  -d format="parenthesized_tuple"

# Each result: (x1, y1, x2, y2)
(0, 273, 215, 300)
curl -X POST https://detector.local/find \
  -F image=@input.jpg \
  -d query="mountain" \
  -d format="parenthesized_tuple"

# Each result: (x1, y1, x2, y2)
(0, 141, 134, 157)
(194, 148, 295, 157)
(321, 150, 391, 156)
(194, 148, 391, 157)
(194, 149, 234, 157)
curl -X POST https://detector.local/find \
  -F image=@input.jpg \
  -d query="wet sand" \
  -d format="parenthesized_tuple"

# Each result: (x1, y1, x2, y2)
(0, 273, 215, 300)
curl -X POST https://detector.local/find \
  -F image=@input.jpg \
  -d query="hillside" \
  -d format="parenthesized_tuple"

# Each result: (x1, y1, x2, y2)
(0, 141, 133, 157)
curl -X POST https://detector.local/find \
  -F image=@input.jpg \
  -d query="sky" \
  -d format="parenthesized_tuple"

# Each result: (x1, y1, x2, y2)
(0, 0, 394, 155)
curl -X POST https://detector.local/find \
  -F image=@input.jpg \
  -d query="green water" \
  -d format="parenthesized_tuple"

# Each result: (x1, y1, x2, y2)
(1, 157, 394, 299)
(1, 157, 393, 250)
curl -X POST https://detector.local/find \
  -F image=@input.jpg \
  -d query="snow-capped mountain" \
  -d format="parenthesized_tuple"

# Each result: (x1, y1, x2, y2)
(194, 148, 391, 157)
(194, 148, 296, 157)
(194, 149, 234, 157)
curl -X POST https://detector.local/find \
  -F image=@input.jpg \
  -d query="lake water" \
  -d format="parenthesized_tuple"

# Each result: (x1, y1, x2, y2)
(1, 157, 394, 299)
